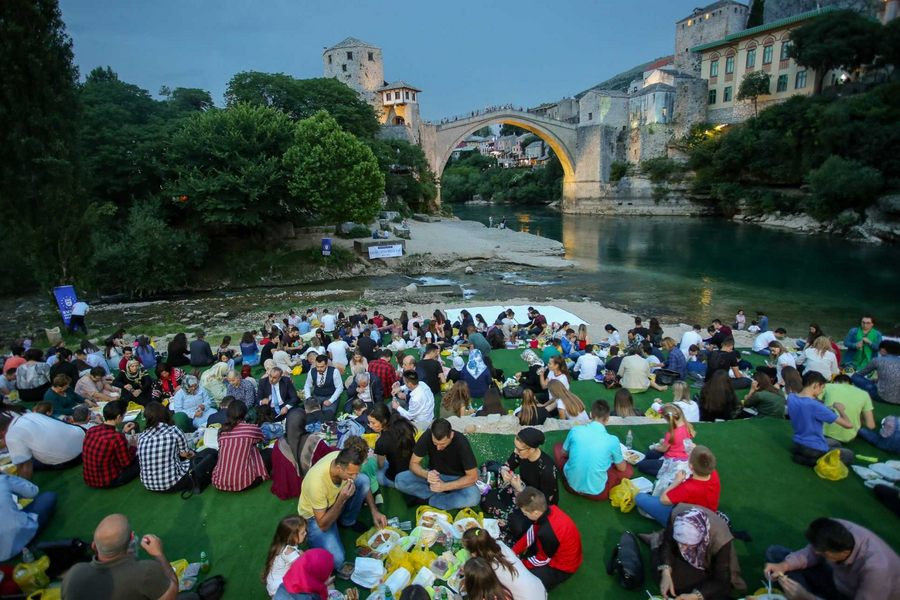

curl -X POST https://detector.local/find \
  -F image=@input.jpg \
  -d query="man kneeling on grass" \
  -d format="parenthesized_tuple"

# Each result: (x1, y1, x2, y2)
(511, 486, 582, 591)
(553, 399, 633, 500)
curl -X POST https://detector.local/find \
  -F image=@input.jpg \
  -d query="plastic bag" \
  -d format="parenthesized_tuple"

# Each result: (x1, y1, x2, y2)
(453, 507, 483, 524)
(409, 545, 438, 573)
(814, 449, 848, 481)
(416, 506, 453, 528)
(609, 479, 639, 513)
(386, 545, 415, 577)
(291, 365, 303, 376)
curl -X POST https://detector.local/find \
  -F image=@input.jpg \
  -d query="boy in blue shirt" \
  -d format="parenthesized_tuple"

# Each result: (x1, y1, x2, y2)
(787, 371, 854, 467)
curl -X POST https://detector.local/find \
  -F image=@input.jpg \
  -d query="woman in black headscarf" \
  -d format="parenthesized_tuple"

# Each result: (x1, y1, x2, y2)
(481, 427, 559, 544)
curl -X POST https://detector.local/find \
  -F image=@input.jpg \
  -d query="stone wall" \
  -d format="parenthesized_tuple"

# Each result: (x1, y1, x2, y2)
(762, 0, 878, 22)
(578, 91, 629, 126)
(627, 125, 676, 163)
(672, 76, 709, 137)
(562, 177, 714, 216)
(323, 44, 384, 107)
(675, 2, 749, 73)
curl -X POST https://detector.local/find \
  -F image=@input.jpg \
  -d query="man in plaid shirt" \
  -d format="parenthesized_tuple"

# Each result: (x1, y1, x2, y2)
(82, 401, 139, 488)
(367, 349, 398, 399)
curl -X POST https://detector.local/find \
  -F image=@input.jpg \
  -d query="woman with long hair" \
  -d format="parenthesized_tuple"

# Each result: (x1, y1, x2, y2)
(212, 401, 268, 492)
(463, 557, 513, 600)
(441, 380, 473, 418)
(138, 401, 217, 493)
(741, 371, 786, 418)
(637, 403, 696, 479)
(516, 389, 550, 426)
(780, 366, 804, 395)
(670, 381, 700, 422)
(462, 528, 547, 600)
(538, 356, 569, 408)
(240, 331, 260, 367)
(612, 388, 638, 417)
(15, 348, 51, 402)
(648, 318, 664, 347)
(547, 380, 587, 422)
(699, 370, 738, 422)
(475, 313, 489, 332)
(166, 333, 190, 367)
(262, 516, 307, 598)
(802, 335, 840, 380)
(151, 362, 183, 403)
(367, 402, 416, 487)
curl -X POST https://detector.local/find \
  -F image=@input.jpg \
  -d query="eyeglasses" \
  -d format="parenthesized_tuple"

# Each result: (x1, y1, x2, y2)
(513, 444, 528, 453)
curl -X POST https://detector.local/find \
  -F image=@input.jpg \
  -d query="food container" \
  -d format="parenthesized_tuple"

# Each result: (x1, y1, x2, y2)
(482, 518, 501, 539)
(350, 557, 384, 588)
(411, 566, 436, 588)
(367, 529, 401, 556)
(620, 444, 646, 465)
(451, 518, 481, 538)
(384, 567, 411, 595)
(409, 526, 438, 548)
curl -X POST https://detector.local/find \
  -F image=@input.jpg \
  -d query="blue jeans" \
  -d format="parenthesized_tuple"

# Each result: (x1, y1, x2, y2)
(851, 374, 880, 402)
(274, 586, 318, 600)
(753, 348, 771, 356)
(858, 427, 900, 454)
(394, 471, 480, 510)
(23, 491, 57, 534)
(635, 492, 673, 526)
(376, 462, 396, 488)
(306, 473, 369, 569)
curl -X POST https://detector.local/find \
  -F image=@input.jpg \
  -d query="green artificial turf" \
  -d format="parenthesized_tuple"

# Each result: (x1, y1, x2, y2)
(22, 349, 900, 599)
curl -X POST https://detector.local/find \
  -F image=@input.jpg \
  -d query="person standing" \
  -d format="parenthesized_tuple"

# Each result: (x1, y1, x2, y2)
(68, 300, 90, 335)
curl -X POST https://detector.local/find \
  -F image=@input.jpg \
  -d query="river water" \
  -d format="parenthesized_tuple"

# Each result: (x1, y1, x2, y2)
(446, 204, 900, 336)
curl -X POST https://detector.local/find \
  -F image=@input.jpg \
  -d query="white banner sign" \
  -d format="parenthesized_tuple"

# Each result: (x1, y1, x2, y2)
(367, 243, 404, 259)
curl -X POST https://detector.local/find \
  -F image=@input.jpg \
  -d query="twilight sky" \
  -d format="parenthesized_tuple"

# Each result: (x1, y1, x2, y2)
(59, 0, 710, 120)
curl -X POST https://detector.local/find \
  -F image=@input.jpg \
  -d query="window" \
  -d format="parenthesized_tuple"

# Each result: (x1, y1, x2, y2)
(723, 86, 732, 102)
(412, 93, 416, 101)
(341, 64, 347, 72)
(776, 74, 788, 92)
(795, 70, 808, 89)
(725, 56, 735, 74)
(327, 54, 332, 65)
(780, 42, 792, 61)
(346, 51, 353, 60)
(394, 91, 400, 100)
(746, 48, 756, 68)
(368, 51, 374, 61)
(384, 93, 389, 102)
(708, 89, 717, 104)
(762, 45, 773, 65)
(710, 59, 719, 77)
(588, 112, 593, 120)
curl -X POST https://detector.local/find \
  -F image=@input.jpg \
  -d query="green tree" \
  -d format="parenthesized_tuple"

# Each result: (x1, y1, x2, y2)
(471, 126, 493, 137)
(91, 199, 207, 297)
(284, 111, 385, 224)
(167, 87, 214, 112)
(367, 138, 436, 211)
(737, 71, 771, 116)
(747, 0, 765, 28)
(882, 17, 900, 69)
(166, 103, 297, 231)
(225, 72, 379, 138)
(789, 10, 882, 93)
(500, 124, 528, 136)
(0, 0, 87, 291)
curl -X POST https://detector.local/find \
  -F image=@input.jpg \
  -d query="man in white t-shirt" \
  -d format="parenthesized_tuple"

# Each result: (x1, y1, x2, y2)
(1, 411, 84, 479)
(753, 327, 786, 355)
(573, 345, 603, 381)
(679, 325, 703, 356)
(326, 338, 351, 371)
(320, 309, 337, 333)
(392, 371, 435, 431)
(68, 301, 90, 335)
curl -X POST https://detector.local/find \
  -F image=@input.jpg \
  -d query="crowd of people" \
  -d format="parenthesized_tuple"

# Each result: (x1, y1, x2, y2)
(1, 304, 898, 600)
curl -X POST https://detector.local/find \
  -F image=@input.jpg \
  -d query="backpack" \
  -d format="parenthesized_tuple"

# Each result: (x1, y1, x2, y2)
(606, 531, 644, 590)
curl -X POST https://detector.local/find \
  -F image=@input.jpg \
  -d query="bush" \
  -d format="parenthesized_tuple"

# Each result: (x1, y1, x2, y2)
(641, 157, 683, 183)
(609, 161, 631, 183)
(806, 155, 883, 220)
(339, 225, 372, 239)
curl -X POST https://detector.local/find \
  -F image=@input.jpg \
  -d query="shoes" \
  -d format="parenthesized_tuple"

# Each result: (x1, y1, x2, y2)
(374, 493, 384, 505)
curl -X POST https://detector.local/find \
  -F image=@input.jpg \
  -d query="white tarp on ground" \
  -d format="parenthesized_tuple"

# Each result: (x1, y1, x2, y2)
(444, 305, 588, 327)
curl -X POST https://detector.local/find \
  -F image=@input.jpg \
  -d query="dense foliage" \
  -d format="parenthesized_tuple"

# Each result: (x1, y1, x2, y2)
(441, 149, 564, 204)
(0, 0, 436, 298)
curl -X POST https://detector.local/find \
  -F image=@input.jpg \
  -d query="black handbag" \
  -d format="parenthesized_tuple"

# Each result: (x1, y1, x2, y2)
(502, 384, 523, 399)
(606, 531, 644, 590)
(33, 538, 91, 578)
(655, 369, 680, 386)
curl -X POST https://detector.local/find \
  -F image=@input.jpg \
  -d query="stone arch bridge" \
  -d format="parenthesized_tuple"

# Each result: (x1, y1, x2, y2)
(419, 108, 608, 208)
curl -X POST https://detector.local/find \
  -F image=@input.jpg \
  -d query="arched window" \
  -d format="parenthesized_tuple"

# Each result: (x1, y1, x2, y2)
(393, 116, 405, 126)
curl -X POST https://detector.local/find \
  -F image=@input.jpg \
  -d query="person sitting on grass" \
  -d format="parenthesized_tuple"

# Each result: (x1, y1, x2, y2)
(740, 372, 785, 418)
(670, 381, 700, 422)
(440, 380, 474, 419)
(851, 339, 900, 405)
(0, 473, 57, 561)
(263, 516, 307, 598)
(618, 348, 668, 393)
(655, 505, 745, 600)
(823, 375, 875, 444)
(258, 366, 300, 421)
(462, 527, 547, 600)
(462, 556, 514, 600)
(515, 389, 551, 427)
(1, 401, 83, 480)
(572, 344, 602, 381)
(699, 370, 739, 422)
(661, 337, 688, 381)
(170, 375, 216, 431)
(137, 401, 218, 493)
(787, 371, 855, 467)
(637, 403, 695, 479)
(842, 315, 882, 370)
(764, 517, 900, 600)
(394, 418, 480, 510)
(43, 373, 83, 416)
(367, 403, 416, 488)
(62, 514, 180, 599)
(553, 400, 633, 501)
(113, 359, 153, 406)
(475, 387, 506, 417)
(212, 400, 270, 492)
(858, 415, 900, 455)
(82, 400, 139, 489)
(511, 487, 582, 591)
(75, 367, 118, 405)
(296, 446, 387, 570)
(345, 371, 383, 412)
(635, 445, 720, 526)
(611, 388, 638, 417)
(302, 355, 344, 421)
(462, 349, 492, 398)
(392, 370, 435, 431)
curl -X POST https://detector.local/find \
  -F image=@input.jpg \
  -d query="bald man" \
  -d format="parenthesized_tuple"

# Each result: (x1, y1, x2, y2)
(62, 513, 178, 600)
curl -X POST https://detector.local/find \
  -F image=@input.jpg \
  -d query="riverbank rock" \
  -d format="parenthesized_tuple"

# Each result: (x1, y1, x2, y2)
(465, 266, 475, 274)
(403, 283, 417, 294)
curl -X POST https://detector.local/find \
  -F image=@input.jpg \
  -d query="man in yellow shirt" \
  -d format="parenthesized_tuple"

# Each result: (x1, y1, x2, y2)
(823, 375, 875, 443)
(298, 447, 387, 570)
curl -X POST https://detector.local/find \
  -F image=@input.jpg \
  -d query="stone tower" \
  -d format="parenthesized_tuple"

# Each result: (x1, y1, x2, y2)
(323, 37, 384, 107)
(675, 1, 749, 74)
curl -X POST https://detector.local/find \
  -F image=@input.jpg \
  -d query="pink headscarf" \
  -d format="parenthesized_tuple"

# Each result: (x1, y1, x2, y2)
(282, 548, 333, 599)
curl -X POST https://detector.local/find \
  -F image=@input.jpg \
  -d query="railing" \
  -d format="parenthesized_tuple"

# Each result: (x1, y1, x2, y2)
(426, 104, 565, 126)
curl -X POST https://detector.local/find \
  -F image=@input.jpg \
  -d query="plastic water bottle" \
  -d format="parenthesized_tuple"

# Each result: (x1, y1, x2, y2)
(199, 551, 210, 573)
(625, 429, 633, 450)
(13, 548, 50, 594)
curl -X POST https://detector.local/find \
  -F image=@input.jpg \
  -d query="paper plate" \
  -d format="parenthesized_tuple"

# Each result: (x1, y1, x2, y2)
(851, 465, 879, 481)
(482, 518, 501, 539)
(620, 444, 645, 465)
(864, 478, 893, 489)
(870, 463, 900, 481)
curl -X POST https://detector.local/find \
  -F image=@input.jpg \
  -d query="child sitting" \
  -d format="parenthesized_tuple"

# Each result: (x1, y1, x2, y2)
(256, 404, 285, 442)
(33, 401, 54, 416)
(635, 445, 720, 526)
(512, 487, 583, 591)
(348, 398, 372, 432)
(669, 381, 699, 422)
(638, 404, 695, 492)
(263, 516, 306, 598)
(787, 371, 854, 466)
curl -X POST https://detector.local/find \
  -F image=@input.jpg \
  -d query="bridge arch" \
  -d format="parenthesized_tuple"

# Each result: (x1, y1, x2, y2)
(425, 109, 578, 186)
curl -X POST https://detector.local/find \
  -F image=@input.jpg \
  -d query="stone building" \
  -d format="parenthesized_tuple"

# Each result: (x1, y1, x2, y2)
(323, 37, 422, 143)
(675, 1, 750, 73)
(693, 7, 840, 123)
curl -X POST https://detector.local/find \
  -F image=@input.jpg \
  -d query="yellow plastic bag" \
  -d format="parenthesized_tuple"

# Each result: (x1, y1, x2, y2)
(453, 507, 483, 524)
(416, 506, 453, 527)
(814, 449, 848, 481)
(609, 479, 639, 513)
(644, 407, 663, 419)
(409, 545, 437, 572)
(126, 401, 144, 413)
(386, 545, 415, 576)
(291, 365, 303, 376)
(362, 433, 379, 449)
(27, 590, 60, 600)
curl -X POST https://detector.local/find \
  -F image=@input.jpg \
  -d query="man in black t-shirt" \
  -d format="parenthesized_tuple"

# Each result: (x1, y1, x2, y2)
(356, 330, 378, 362)
(416, 344, 445, 394)
(631, 317, 651, 341)
(394, 418, 480, 509)
(706, 338, 751, 389)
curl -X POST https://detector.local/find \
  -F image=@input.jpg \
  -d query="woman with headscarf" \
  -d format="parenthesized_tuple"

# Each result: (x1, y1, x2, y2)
(482, 428, 560, 544)
(113, 360, 153, 405)
(446, 355, 466, 384)
(462, 349, 492, 397)
(200, 362, 230, 402)
(272, 349, 296, 378)
(656, 506, 745, 600)
(170, 375, 216, 431)
(273, 548, 333, 599)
